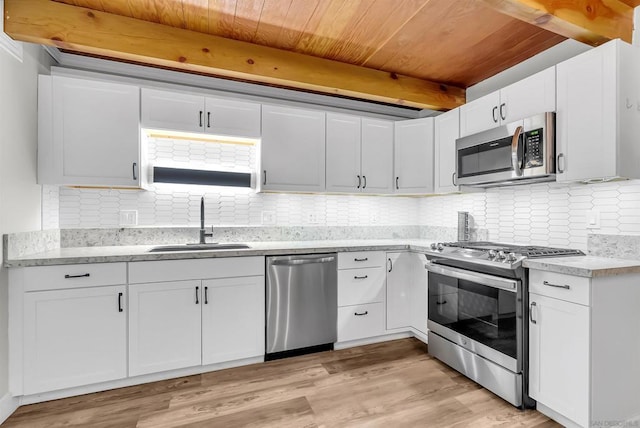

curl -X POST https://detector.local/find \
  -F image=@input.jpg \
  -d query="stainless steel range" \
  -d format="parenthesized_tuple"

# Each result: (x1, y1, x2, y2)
(424, 241, 584, 408)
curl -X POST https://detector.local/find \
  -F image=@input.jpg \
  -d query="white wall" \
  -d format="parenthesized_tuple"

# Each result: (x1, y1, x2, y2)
(0, 43, 50, 400)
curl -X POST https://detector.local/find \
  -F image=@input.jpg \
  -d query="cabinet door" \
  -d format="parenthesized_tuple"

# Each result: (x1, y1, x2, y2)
(556, 43, 617, 182)
(141, 88, 205, 133)
(394, 118, 434, 194)
(202, 276, 265, 365)
(23, 286, 127, 394)
(409, 253, 428, 334)
(205, 97, 261, 138)
(386, 252, 411, 330)
(326, 113, 362, 193)
(361, 118, 394, 194)
(129, 280, 202, 376)
(529, 293, 590, 427)
(52, 76, 140, 187)
(434, 109, 460, 194)
(500, 67, 555, 123)
(261, 105, 326, 192)
(459, 91, 500, 137)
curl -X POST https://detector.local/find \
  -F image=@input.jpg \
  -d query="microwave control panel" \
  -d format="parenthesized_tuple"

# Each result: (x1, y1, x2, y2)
(523, 128, 544, 168)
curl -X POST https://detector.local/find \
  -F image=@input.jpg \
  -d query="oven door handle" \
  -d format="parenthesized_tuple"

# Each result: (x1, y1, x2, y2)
(424, 261, 518, 292)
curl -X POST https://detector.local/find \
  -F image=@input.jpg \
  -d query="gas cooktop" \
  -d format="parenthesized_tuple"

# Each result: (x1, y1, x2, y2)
(425, 241, 585, 270)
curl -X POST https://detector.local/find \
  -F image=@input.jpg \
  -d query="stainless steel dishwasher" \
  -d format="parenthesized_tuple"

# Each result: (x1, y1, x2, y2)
(266, 253, 337, 359)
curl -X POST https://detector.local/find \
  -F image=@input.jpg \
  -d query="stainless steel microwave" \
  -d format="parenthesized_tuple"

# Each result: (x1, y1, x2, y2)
(455, 112, 555, 187)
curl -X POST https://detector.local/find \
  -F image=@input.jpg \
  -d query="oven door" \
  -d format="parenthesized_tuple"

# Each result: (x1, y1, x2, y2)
(426, 261, 522, 373)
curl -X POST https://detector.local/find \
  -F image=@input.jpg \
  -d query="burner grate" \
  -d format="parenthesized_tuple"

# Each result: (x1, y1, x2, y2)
(442, 241, 584, 258)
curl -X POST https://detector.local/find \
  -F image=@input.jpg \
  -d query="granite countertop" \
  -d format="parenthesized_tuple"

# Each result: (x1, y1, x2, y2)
(4, 239, 437, 268)
(524, 256, 640, 278)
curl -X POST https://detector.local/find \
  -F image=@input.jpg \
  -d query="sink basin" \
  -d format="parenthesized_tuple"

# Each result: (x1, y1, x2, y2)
(148, 243, 251, 252)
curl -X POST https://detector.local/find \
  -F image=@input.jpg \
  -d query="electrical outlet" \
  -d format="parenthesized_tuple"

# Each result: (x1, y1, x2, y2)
(306, 213, 319, 224)
(261, 211, 276, 225)
(119, 210, 138, 226)
(586, 209, 600, 229)
(370, 214, 379, 224)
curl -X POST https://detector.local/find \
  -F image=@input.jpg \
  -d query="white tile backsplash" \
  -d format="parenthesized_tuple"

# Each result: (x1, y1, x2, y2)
(42, 136, 640, 250)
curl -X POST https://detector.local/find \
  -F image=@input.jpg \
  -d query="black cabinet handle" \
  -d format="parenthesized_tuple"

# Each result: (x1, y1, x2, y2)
(263, 170, 267, 185)
(388, 258, 393, 272)
(362, 175, 367, 189)
(64, 273, 90, 279)
(353, 275, 368, 280)
(557, 153, 565, 173)
(436, 300, 447, 305)
(199, 111, 203, 127)
(354, 311, 368, 316)
(132, 162, 137, 181)
(452, 172, 458, 186)
(207, 112, 211, 128)
(354, 257, 368, 262)
(357, 175, 361, 189)
(195, 286, 199, 304)
(492, 106, 498, 123)
(118, 292, 123, 312)
(543, 280, 571, 290)
(530, 302, 537, 324)
(500, 103, 506, 120)
(204, 286, 209, 304)
(396, 176, 399, 190)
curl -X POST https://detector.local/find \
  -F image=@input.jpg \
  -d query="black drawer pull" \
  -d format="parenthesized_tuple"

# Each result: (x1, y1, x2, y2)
(65, 273, 90, 279)
(204, 286, 209, 304)
(354, 257, 368, 262)
(118, 292, 123, 312)
(436, 300, 447, 305)
(543, 280, 571, 290)
(354, 311, 368, 316)
(195, 286, 200, 304)
(353, 275, 368, 280)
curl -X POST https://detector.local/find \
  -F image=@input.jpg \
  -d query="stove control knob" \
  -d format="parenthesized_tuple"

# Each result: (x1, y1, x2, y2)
(507, 252, 518, 262)
(437, 243, 444, 251)
(430, 243, 437, 250)
(488, 250, 497, 258)
(497, 251, 507, 260)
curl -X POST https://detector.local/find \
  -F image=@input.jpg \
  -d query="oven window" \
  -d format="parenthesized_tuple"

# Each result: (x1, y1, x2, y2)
(458, 136, 513, 178)
(428, 271, 517, 359)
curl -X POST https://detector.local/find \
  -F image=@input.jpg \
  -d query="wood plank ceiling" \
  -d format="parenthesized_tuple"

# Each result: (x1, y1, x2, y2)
(54, 0, 567, 89)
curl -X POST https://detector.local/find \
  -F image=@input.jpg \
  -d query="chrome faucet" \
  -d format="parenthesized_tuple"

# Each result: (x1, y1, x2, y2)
(199, 196, 213, 244)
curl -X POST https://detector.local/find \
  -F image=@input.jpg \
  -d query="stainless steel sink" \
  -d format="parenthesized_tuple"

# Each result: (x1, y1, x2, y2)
(148, 243, 251, 252)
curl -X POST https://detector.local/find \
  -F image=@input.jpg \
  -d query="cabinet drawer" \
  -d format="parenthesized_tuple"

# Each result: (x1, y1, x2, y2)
(23, 263, 127, 292)
(529, 270, 591, 306)
(338, 267, 385, 306)
(338, 251, 385, 270)
(338, 303, 385, 342)
(129, 256, 264, 284)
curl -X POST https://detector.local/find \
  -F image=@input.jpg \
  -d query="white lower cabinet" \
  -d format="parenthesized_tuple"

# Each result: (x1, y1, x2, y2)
(128, 257, 265, 377)
(23, 285, 127, 394)
(129, 280, 202, 377)
(386, 252, 428, 335)
(529, 269, 640, 427)
(202, 276, 265, 365)
(337, 303, 385, 342)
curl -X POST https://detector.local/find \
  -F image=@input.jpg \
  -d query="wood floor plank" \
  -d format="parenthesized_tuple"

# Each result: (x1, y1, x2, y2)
(3, 338, 560, 428)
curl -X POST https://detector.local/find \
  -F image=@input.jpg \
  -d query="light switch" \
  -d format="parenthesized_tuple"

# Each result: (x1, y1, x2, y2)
(119, 210, 138, 226)
(261, 211, 276, 225)
(586, 209, 600, 229)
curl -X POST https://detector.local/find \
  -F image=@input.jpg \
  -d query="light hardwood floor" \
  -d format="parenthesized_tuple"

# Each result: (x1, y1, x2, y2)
(4, 339, 560, 427)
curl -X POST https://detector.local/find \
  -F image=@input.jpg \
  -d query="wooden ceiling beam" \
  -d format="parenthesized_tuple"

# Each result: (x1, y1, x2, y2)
(479, 0, 634, 46)
(3, 0, 464, 110)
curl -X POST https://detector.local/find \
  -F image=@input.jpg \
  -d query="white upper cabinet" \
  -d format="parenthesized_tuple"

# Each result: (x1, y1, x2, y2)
(326, 113, 362, 192)
(556, 40, 640, 182)
(38, 75, 141, 187)
(394, 118, 434, 194)
(434, 108, 460, 194)
(361, 118, 394, 194)
(260, 105, 326, 192)
(141, 88, 261, 138)
(460, 67, 555, 137)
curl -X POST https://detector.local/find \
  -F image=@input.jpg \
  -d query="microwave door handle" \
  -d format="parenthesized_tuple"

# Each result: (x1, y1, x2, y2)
(511, 125, 524, 177)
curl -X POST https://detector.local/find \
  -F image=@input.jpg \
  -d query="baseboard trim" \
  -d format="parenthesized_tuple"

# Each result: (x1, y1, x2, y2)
(334, 332, 413, 350)
(536, 403, 582, 428)
(0, 392, 19, 425)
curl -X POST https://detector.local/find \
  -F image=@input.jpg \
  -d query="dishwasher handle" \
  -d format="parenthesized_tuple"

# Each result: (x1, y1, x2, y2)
(270, 256, 336, 266)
